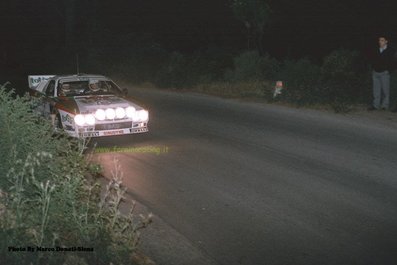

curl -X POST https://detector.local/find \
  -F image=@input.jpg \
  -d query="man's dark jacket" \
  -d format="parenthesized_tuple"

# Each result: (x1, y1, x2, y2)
(371, 46, 397, 73)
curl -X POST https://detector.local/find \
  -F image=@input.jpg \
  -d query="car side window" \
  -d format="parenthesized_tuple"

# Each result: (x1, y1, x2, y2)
(45, 80, 55, 97)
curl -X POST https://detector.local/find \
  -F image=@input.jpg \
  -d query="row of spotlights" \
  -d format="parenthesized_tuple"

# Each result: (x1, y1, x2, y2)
(74, 107, 148, 126)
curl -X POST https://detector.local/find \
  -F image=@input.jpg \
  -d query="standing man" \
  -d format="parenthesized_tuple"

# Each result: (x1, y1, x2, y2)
(369, 36, 396, 111)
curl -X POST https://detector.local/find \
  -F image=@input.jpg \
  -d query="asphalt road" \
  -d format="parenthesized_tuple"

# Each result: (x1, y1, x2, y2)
(92, 87, 397, 265)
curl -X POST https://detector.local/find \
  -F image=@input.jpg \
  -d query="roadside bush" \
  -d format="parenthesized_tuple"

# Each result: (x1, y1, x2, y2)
(219, 50, 372, 111)
(0, 84, 151, 265)
(185, 48, 234, 85)
(320, 49, 369, 108)
(278, 58, 321, 105)
(154, 48, 233, 89)
(0, 83, 66, 185)
(225, 51, 280, 82)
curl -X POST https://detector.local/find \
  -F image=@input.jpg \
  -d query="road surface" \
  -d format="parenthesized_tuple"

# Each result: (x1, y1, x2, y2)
(92, 87, 397, 265)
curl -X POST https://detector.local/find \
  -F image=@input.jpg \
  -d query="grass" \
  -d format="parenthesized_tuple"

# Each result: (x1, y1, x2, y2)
(191, 80, 273, 99)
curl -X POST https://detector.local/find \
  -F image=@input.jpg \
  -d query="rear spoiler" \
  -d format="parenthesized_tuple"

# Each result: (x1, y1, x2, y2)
(28, 75, 55, 89)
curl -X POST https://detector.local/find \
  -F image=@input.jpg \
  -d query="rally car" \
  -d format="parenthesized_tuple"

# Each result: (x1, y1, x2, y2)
(28, 74, 149, 138)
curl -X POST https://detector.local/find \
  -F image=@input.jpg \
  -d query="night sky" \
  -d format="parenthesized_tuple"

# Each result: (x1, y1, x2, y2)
(1, 0, 397, 75)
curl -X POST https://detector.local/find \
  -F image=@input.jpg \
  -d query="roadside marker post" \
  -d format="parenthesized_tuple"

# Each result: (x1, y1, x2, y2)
(273, 80, 284, 98)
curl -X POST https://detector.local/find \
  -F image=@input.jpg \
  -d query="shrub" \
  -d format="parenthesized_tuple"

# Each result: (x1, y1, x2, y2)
(320, 49, 369, 105)
(278, 58, 321, 105)
(226, 51, 280, 82)
(184, 48, 233, 86)
(0, 83, 67, 186)
(154, 48, 233, 89)
(0, 84, 151, 265)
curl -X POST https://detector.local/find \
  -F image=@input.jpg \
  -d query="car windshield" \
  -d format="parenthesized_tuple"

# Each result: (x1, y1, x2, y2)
(57, 80, 122, 97)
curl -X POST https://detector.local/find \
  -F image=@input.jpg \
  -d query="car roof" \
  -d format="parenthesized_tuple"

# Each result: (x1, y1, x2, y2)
(51, 74, 111, 82)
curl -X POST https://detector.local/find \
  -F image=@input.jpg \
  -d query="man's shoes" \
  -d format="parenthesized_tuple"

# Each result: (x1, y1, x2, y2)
(367, 106, 377, 111)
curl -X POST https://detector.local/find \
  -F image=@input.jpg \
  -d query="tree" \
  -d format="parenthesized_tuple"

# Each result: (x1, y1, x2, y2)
(230, 0, 271, 54)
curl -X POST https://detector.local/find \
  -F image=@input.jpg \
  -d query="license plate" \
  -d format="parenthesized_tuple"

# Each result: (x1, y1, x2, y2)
(103, 130, 125, 136)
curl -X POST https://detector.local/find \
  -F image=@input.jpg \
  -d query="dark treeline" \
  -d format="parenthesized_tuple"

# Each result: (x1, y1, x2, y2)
(1, 0, 397, 93)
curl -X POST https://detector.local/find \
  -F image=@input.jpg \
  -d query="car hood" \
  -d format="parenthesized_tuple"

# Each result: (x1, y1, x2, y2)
(57, 95, 142, 114)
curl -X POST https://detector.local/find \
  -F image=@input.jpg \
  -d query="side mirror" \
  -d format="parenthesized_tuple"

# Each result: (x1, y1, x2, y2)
(122, 88, 128, 96)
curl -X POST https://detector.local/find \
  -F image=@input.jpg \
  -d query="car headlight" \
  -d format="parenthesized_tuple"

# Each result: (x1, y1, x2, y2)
(126, 106, 136, 118)
(131, 110, 148, 122)
(138, 110, 149, 121)
(105, 108, 116, 119)
(132, 111, 140, 122)
(95, 109, 106, 121)
(74, 114, 85, 126)
(85, 114, 96, 125)
(115, 107, 126, 119)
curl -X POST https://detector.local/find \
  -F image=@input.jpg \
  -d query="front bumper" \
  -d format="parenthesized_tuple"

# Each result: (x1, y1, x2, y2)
(65, 122, 148, 138)
(78, 127, 148, 137)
